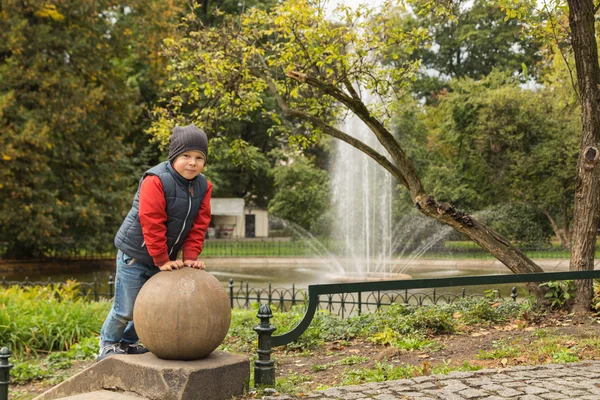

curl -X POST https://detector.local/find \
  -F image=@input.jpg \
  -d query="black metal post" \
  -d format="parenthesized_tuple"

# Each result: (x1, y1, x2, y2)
(93, 278, 99, 302)
(268, 282, 272, 305)
(291, 284, 296, 306)
(254, 304, 276, 387)
(0, 347, 13, 400)
(245, 281, 250, 308)
(511, 287, 518, 302)
(358, 292, 362, 316)
(229, 279, 234, 308)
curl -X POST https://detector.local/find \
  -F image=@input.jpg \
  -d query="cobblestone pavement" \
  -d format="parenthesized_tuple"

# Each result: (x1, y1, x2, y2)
(264, 361, 600, 399)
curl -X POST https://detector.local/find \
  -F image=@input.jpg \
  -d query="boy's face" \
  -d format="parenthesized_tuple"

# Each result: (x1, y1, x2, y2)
(172, 150, 206, 180)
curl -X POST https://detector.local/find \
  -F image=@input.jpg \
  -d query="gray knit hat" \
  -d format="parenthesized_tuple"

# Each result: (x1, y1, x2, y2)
(168, 124, 208, 163)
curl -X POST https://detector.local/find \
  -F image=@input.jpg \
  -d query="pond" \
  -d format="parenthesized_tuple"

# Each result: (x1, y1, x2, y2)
(0, 258, 533, 301)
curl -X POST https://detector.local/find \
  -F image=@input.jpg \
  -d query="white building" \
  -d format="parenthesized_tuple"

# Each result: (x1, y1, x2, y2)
(209, 198, 269, 239)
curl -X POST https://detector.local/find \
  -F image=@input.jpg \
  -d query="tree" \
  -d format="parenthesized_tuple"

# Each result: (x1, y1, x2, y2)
(398, 0, 544, 102)
(267, 154, 330, 232)
(0, 1, 185, 257)
(151, 0, 549, 295)
(499, 0, 600, 311)
(564, 0, 600, 312)
(422, 72, 580, 246)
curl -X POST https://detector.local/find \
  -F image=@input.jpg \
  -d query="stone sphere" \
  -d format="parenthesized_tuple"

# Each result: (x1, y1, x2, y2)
(133, 268, 231, 360)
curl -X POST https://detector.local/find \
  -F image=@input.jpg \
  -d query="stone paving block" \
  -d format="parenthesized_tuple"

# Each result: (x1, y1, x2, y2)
(507, 366, 538, 371)
(413, 376, 436, 383)
(539, 393, 569, 399)
(481, 397, 511, 400)
(523, 386, 549, 395)
(532, 382, 567, 392)
(320, 388, 343, 397)
(490, 374, 515, 382)
(589, 387, 600, 395)
(480, 384, 506, 392)
(496, 387, 523, 397)
(413, 382, 437, 390)
(543, 364, 565, 370)
(581, 396, 600, 400)
(387, 385, 413, 393)
(446, 371, 477, 379)
(441, 382, 470, 392)
(396, 391, 431, 398)
(341, 385, 367, 392)
(559, 389, 591, 396)
(458, 388, 488, 398)
(362, 389, 380, 395)
(519, 396, 544, 400)
(374, 394, 397, 400)
(388, 379, 415, 386)
(501, 381, 526, 388)
(553, 379, 589, 388)
(361, 382, 383, 390)
(336, 392, 365, 399)
(426, 392, 465, 400)
(464, 377, 494, 386)
(575, 372, 600, 378)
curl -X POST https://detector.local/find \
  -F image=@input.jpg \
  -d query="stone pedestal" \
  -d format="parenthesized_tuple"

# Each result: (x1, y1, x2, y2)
(34, 351, 249, 400)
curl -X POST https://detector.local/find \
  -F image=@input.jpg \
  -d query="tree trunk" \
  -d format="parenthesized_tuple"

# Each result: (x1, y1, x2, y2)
(282, 71, 547, 298)
(566, 0, 600, 314)
(544, 210, 570, 249)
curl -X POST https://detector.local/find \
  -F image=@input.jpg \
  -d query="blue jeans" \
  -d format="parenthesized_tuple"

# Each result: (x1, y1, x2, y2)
(100, 250, 159, 347)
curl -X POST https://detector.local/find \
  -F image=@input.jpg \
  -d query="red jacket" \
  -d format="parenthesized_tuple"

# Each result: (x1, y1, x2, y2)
(138, 175, 213, 266)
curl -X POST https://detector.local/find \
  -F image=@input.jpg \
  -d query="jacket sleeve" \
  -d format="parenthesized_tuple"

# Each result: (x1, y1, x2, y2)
(139, 175, 170, 267)
(182, 180, 213, 261)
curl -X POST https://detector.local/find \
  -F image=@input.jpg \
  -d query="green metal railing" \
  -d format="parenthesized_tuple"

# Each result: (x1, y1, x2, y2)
(253, 269, 600, 386)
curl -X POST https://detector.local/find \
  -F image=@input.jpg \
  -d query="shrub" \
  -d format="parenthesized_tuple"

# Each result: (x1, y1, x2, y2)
(0, 284, 110, 356)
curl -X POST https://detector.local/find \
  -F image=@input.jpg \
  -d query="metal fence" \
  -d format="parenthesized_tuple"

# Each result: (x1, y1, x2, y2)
(253, 269, 600, 386)
(2, 275, 520, 318)
(227, 279, 518, 318)
(2, 239, 595, 260)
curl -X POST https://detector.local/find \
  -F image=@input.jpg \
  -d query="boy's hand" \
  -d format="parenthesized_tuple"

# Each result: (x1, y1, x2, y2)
(184, 260, 206, 270)
(158, 260, 184, 271)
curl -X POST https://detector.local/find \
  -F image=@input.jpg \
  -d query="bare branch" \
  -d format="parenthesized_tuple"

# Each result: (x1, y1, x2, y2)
(543, 0, 580, 102)
(287, 70, 425, 197)
(343, 77, 361, 100)
(284, 108, 409, 187)
(258, 67, 408, 187)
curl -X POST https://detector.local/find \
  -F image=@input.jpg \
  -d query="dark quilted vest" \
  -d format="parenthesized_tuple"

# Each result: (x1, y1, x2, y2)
(114, 161, 208, 266)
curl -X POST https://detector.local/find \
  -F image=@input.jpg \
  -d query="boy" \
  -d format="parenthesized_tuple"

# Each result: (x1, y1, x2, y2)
(98, 124, 213, 361)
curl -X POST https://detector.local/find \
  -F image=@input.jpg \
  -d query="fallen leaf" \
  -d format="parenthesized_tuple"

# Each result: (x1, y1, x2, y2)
(501, 358, 508, 367)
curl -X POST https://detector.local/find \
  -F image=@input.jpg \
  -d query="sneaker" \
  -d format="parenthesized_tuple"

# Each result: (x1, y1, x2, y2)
(97, 343, 126, 361)
(126, 342, 149, 355)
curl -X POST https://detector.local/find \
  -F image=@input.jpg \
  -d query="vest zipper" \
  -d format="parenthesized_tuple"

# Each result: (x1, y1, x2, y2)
(169, 182, 193, 257)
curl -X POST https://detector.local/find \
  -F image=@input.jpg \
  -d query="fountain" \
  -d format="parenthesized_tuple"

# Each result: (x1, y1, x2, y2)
(328, 104, 452, 281)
